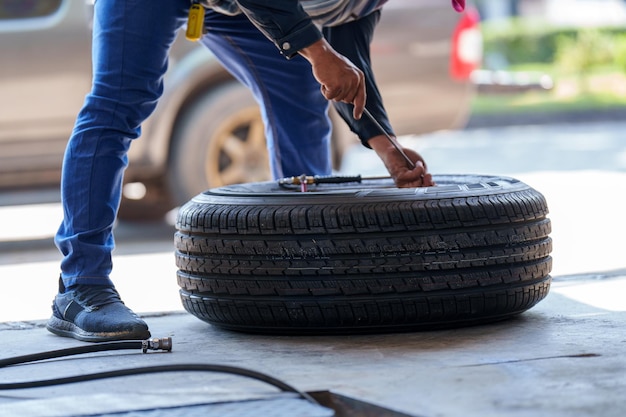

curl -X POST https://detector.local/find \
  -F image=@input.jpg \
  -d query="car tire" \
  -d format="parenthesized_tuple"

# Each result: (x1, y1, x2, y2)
(175, 174, 552, 334)
(168, 81, 270, 208)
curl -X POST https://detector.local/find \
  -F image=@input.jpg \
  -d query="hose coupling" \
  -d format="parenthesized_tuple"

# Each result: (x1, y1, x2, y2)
(142, 337, 173, 353)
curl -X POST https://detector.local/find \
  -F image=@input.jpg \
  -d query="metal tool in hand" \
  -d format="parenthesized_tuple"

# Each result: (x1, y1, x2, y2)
(362, 108, 416, 170)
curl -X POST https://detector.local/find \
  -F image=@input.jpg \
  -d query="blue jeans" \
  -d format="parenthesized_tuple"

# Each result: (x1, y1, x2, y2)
(55, 0, 332, 287)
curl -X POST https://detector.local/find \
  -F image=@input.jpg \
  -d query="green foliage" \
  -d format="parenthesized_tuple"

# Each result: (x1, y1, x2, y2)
(472, 90, 626, 115)
(553, 29, 616, 92)
(615, 34, 626, 73)
(477, 17, 626, 116)
(555, 29, 614, 76)
(482, 18, 626, 67)
(482, 18, 577, 66)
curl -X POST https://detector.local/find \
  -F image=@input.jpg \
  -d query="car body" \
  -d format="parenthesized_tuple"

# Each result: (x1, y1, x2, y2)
(0, 0, 482, 219)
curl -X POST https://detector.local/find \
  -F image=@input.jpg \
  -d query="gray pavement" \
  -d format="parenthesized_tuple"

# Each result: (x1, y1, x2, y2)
(1, 274, 625, 417)
(1, 120, 626, 416)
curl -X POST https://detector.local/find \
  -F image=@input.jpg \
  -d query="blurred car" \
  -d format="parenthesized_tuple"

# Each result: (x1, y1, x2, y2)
(0, 0, 482, 220)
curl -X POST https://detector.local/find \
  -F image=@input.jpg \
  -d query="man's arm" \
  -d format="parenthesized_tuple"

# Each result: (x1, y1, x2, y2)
(235, 0, 427, 186)
(235, 0, 323, 58)
(236, 0, 366, 118)
(298, 38, 366, 119)
(368, 136, 435, 187)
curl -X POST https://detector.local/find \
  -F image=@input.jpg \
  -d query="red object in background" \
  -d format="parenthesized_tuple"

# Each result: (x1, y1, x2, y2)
(450, 7, 482, 80)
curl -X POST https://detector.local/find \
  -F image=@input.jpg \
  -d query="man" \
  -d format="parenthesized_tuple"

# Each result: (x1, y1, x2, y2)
(47, 0, 464, 342)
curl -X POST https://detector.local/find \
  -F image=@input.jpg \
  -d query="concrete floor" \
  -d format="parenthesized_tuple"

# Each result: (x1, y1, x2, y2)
(2, 273, 625, 417)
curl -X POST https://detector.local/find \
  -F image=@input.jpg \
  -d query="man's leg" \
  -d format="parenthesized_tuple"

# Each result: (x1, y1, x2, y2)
(49, 0, 188, 342)
(200, 11, 332, 179)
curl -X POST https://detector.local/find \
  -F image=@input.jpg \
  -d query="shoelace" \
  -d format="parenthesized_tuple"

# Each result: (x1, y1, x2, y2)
(72, 285, 124, 309)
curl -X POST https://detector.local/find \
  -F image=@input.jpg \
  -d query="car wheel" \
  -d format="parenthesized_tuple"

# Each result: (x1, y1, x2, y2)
(175, 174, 552, 334)
(168, 81, 270, 207)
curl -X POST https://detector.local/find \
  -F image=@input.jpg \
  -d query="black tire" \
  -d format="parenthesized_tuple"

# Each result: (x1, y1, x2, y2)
(175, 174, 552, 334)
(168, 81, 270, 207)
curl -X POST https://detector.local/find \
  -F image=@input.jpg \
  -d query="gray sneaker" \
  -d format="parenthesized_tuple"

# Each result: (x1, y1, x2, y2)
(46, 280, 151, 342)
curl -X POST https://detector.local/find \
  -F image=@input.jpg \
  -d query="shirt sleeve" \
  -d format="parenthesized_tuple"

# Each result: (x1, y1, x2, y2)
(235, 0, 323, 58)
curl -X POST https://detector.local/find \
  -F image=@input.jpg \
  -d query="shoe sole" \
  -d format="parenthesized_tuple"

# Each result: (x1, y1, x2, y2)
(46, 315, 151, 342)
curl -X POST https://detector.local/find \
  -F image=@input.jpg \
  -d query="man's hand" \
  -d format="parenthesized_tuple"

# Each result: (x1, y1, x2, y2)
(299, 38, 366, 119)
(368, 135, 435, 188)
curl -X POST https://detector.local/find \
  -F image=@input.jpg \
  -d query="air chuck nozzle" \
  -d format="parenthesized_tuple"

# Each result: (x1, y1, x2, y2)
(142, 337, 173, 353)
